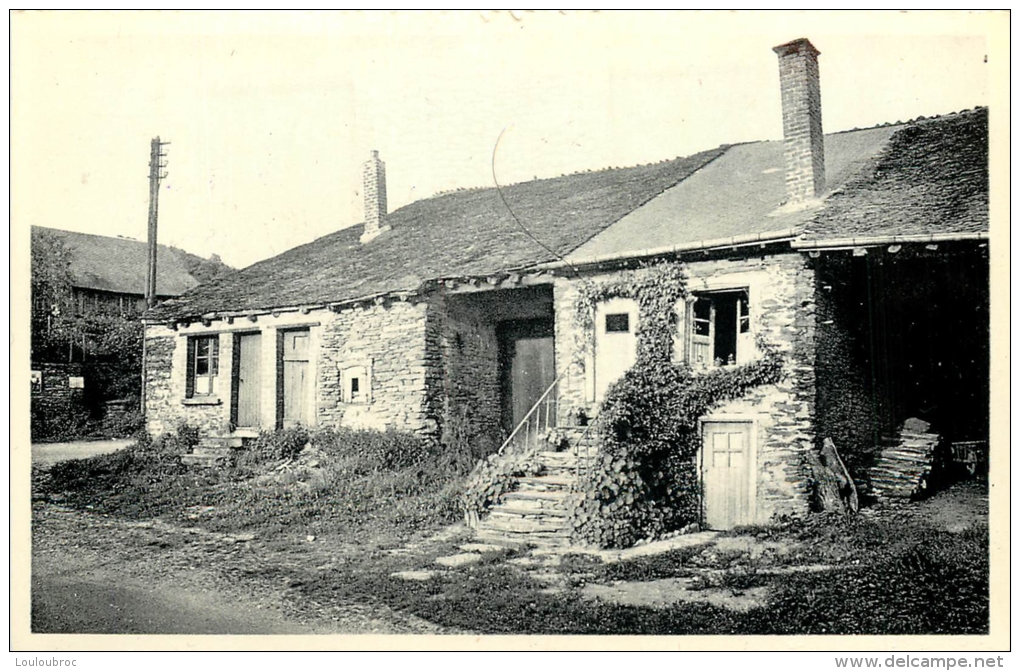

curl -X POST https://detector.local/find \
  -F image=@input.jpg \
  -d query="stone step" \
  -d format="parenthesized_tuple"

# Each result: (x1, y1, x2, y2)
(472, 530, 570, 548)
(491, 503, 572, 518)
(191, 446, 234, 457)
(181, 453, 231, 467)
(537, 451, 578, 465)
(483, 511, 572, 533)
(200, 435, 245, 448)
(502, 489, 574, 503)
(497, 493, 575, 516)
(516, 475, 576, 492)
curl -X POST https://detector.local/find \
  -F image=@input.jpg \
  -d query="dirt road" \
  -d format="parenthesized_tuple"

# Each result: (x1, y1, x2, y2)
(31, 440, 132, 468)
(30, 504, 450, 635)
(32, 571, 321, 635)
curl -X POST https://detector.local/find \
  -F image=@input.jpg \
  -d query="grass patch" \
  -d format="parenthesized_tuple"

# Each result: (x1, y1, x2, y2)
(315, 513, 987, 635)
(37, 426, 477, 543)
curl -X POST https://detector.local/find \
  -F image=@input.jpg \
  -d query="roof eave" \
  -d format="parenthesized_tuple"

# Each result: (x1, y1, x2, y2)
(532, 228, 802, 270)
(792, 231, 989, 250)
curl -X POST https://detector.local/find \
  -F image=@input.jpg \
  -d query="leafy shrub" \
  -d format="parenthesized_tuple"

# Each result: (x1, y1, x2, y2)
(311, 427, 431, 473)
(100, 405, 144, 438)
(30, 401, 100, 443)
(461, 448, 547, 517)
(238, 426, 310, 466)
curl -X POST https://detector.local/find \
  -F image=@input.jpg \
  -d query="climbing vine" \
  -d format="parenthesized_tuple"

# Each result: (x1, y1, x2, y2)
(568, 261, 786, 549)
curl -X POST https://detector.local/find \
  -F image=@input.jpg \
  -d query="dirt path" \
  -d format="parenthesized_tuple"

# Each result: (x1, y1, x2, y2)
(31, 440, 132, 468)
(33, 571, 322, 635)
(31, 504, 453, 635)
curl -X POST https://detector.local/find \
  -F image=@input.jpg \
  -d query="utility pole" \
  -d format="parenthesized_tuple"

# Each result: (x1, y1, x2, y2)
(142, 136, 169, 420)
(145, 137, 169, 309)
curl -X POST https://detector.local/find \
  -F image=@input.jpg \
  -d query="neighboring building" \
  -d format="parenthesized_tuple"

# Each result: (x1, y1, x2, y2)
(31, 226, 202, 317)
(143, 39, 989, 530)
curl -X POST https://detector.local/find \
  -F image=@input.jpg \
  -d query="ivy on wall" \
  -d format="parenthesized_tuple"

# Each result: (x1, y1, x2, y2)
(572, 262, 690, 367)
(568, 261, 785, 548)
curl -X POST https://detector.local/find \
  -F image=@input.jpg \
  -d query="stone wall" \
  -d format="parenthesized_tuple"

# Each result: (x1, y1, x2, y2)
(552, 252, 817, 523)
(813, 255, 884, 488)
(429, 294, 503, 455)
(30, 361, 88, 441)
(317, 300, 433, 437)
(143, 328, 228, 436)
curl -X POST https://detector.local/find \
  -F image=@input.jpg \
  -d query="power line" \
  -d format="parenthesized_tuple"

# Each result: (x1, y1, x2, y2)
(490, 127, 585, 281)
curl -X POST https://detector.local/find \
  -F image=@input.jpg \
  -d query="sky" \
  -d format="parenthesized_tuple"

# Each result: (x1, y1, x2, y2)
(12, 10, 1001, 269)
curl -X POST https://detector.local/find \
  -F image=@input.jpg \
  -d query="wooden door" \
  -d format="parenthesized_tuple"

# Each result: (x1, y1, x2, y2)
(702, 421, 754, 530)
(499, 319, 556, 435)
(232, 333, 262, 428)
(594, 298, 638, 401)
(281, 329, 310, 428)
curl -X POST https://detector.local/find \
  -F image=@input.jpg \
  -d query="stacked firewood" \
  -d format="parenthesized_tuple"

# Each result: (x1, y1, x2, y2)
(869, 418, 939, 500)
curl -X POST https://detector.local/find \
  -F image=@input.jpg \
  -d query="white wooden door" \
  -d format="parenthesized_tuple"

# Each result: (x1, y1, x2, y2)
(702, 421, 754, 530)
(594, 298, 639, 402)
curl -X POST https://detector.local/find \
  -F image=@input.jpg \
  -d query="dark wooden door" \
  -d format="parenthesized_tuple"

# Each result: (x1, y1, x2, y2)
(702, 421, 753, 530)
(233, 333, 262, 428)
(499, 319, 556, 435)
(281, 329, 310, 428)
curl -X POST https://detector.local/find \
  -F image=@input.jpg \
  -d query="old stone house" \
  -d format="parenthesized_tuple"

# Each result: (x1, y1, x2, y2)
(143, 39, 989, 531)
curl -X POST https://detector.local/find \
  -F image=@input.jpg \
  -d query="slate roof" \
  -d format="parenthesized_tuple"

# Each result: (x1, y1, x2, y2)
(32, 226, 200, 297)
(803, 107, 988, 241)
(148, 147, 727, 320)
(150, 108, 988, 322)
(567, 124, 902, 261)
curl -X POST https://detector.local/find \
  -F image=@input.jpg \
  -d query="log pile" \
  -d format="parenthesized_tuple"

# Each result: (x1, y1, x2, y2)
(869, 417, 939, 500)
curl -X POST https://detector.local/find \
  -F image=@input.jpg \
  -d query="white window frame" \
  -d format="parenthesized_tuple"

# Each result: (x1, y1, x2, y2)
(189, 334, 220, 397)
(341, 361, 373, 405)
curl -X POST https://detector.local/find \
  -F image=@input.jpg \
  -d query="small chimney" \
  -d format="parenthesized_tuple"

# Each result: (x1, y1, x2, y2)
(773, 38, 825, 204)
(360, 150, 390, 243)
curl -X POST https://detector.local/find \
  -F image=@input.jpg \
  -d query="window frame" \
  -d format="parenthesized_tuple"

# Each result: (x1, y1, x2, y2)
(341, 361, 373, 405)
(688, 287, 753, 370)
(187, 334, 220, 398)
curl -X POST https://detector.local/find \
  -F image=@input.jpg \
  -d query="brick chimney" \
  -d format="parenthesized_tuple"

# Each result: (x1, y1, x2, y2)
(773, 38, 825, 204)
(360, 150, 390, 243)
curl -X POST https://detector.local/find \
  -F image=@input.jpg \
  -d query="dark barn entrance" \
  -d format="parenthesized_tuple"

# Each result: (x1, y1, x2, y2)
(815, 245, 989, 473)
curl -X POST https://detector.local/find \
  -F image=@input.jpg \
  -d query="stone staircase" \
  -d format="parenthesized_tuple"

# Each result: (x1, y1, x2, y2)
(181, 434, 246, 467)
(472, 425, 598, 548)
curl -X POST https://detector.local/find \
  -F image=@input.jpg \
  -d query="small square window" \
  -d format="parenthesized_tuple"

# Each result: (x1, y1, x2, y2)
(341, 363, 372, 404)
(605, 313, 630, 333)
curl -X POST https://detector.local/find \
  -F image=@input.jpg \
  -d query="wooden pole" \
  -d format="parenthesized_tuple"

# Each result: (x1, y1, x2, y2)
(145, 137, 162, 309)
(142, 137, 168, 417)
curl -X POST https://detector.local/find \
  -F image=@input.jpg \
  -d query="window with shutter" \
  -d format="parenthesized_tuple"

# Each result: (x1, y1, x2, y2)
(690, 289, 752, 369)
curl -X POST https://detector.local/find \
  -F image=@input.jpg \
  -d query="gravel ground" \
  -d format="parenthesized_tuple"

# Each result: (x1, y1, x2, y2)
(31, 503, 457, 635)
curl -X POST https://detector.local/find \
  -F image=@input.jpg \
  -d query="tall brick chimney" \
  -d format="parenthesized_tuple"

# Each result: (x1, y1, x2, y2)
(773, 38, 825, 204)
(361, 150, 390, 243)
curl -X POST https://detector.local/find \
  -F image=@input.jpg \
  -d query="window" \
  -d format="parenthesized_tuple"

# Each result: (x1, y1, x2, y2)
(690, 290, 751, 369)
(341, 363, 372, 404)
(187, 335, 220, 397)
(605, 313, 630, 333)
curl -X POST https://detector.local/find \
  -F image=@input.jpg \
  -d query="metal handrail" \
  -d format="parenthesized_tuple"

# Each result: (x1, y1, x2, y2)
(573, 409, 603, 484)
(497, 372, 565, 457)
